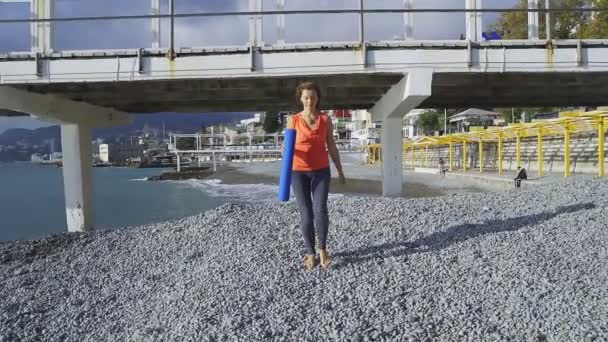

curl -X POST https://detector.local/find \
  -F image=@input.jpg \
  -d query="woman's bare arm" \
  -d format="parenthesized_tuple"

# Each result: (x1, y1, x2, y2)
(326, 119, 345, 182)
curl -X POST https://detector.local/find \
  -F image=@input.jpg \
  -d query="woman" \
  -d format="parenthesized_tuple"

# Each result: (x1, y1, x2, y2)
(287, 81, 346, 271)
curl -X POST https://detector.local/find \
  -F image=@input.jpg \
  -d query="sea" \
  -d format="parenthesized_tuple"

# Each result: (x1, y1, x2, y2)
(0, 163, 284, 242)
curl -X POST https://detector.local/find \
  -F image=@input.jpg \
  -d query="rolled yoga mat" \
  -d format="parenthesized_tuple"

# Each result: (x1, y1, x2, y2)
(278, 128, 296, 202)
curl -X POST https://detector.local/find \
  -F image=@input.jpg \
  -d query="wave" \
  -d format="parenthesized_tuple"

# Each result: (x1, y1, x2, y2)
(175, 179, 342, 203)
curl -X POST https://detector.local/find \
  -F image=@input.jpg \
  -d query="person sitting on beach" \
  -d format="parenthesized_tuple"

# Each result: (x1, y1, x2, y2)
(438, 157, 447, 176)
(286, 81, 346, 271)
(514, 166, 527, 188)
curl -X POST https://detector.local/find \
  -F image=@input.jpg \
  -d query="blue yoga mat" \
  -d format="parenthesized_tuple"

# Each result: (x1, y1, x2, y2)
(278, 129, 296, 202)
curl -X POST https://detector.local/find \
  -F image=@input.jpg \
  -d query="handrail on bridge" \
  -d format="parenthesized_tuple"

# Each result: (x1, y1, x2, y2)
(1, 0, 607, 54)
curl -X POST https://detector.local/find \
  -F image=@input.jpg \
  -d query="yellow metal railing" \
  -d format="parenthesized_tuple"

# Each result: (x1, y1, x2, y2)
(363, 110, 608, 177)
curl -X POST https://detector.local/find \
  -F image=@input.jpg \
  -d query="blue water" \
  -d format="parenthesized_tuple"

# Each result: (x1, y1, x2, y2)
(0, 163, 228, 242)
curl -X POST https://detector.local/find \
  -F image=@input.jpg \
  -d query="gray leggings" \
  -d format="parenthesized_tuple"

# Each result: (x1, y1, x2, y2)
(292, 167, 331, 255)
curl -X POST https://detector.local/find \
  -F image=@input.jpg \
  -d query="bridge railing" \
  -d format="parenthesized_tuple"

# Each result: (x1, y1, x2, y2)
(0, 0, 606, 55)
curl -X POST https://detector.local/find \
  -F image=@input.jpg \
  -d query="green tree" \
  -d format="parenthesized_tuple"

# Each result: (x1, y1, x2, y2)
(581, 0, 608, 38)
(263, 112, 279, 133)
(496, 107, 558, 123)
(492, 0, 591, 39)
(418, 110, 441, 135)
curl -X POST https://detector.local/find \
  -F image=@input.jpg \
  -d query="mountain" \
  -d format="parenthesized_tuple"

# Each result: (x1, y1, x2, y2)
(93, 112, 255, 140)
(0, 112, 254, 144)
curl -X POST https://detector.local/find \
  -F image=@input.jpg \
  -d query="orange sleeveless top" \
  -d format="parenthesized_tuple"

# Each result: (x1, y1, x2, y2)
(292, 112, 330, 171)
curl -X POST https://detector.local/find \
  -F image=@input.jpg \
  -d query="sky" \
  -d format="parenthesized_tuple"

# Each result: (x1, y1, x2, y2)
(0, 0, 518, 133)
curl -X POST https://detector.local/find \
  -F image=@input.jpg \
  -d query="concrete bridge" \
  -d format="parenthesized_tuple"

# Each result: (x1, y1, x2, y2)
(1, 0, 608, 232)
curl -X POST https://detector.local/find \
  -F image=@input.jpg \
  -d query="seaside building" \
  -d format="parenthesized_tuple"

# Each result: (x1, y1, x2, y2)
(99, 143, 144, 163)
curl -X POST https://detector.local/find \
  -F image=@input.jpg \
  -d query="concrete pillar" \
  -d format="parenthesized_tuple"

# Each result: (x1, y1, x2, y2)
(151, 0, 161, 48)
(177, 154, 181, 172)
(381, 116, 403, 194)
(370, 70, 432, 197)
(403, 0, 414, 40)
(466, 0, 482, 42)
(61, 123, 95, 232)
(528, 0, 540, 40)
(31, 0, 54, 53)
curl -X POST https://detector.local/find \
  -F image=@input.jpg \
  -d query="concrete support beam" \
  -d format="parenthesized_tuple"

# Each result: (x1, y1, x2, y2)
(403, 0, 414, 40)
(151, 0, 161, 49)
(0, 86, 132, 127)
(31, 0, 54, 53)
(466, 0, 482, 42)
(370, 70, 432, 197)
(528, 0, 540, 40)
(61, 123, 94, 232)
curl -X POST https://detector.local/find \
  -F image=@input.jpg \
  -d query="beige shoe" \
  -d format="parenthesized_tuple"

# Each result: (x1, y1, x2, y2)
(319, 249, 331, 269)
(304, 254, 317, 271)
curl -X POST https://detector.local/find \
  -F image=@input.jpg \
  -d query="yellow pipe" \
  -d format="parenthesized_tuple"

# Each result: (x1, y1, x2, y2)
(538, 132, 543, 177)
(449, 141, 453, 171)
(479, 137, 483, 173)
(411, 144, 415, 169)
(516, 132, 521, 168)
(425, 144, 428, 167)
(564, 126, 571, 177)
(498, 134, 503, 176)
(599, 119, 605, 177)
(462, 139, 467, 172)
(419, 146, 423, 167)
(374, 147, 378, 165)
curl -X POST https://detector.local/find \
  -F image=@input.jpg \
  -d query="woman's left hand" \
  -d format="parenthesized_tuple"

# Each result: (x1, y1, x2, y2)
(338, 172, 346, 185)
